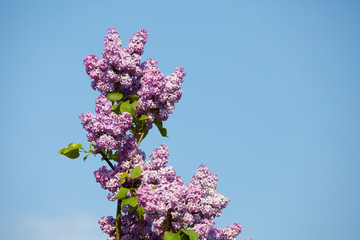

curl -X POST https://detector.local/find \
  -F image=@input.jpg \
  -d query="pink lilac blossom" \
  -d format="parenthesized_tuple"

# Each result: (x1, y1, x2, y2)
(207, 223, 243, 240)
(136, 145, 241, 240)
(94, 144, 243, 239)
(99, 216, 116, 240)
(137, 59, 185, 122)
(79, 95, 133, 154)
(94, 150, 146, 202)
(83, 27, 185, 125)
(119, 212, 154, 240)
(84, 28, 148, 94)
(82, 28, 245, 240)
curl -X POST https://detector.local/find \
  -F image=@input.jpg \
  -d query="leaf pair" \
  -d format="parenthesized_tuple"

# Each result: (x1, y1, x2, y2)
(121, 196, 138, 209)
(58, 143, 82, 159)
(108, 92, 168, 139)
(117, 100, 139, 116)
(119, 165, 141, 180)
(116, 190, 144, 221)
(115, 188, 139, 209)
(107, 92, 140, 117)
(163, 229, 198, 240)
(116, 166, 142, 199)
(129, 205, 146, 220)
(116, 166, 143, 211)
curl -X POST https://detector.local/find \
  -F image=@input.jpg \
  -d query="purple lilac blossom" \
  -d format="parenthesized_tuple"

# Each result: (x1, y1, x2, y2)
(207, 223, 243, 240)
(94, 144, 243, 239)
(79, 95, 133, 155)
(82, 28, 245, 239)
(99, 216, 116, 240)
(83, 27, 185, 126)
(84, 28, 148, 94)
(137, 59, 185, 122)
(94, 150, 146, 202)
(136, 145, 241, 240)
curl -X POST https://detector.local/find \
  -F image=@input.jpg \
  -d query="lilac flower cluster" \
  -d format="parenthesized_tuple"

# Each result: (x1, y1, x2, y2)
(138, 145, 242, 240)
(84, 28, 147, 94)
(94, 144, 242, 239)
(137, 59, 185, 121)
(99, 216, 116, 240)
(207, 223, 243, 240)
(94, 150, 145, 201)
(79, 95, 133, 154)
(83, 27, 185, 124)
(79, 28, 245, 240)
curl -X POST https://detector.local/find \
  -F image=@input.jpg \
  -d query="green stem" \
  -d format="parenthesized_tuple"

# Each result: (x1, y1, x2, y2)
(115, 126, 147, 238)
(184, 223, 189, 229)
(129, 131, 145, 165)
(139, 214, 145, 239)
(116, 199, 122, 240)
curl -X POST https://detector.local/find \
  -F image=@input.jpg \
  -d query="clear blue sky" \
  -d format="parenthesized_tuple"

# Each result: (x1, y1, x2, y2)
(1, 0, 359, 239)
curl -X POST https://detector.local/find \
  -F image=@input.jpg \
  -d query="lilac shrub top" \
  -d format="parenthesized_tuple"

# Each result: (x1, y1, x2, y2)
(95, 145, 242, 240)
(84, 28, 185, 123)
(60, 27, 244, 240)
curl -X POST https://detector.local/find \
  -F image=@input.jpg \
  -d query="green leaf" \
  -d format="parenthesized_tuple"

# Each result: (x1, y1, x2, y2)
(59, 148, 80, 159)
(109, 151, 119, 161)
(130, 166, 142, 179)
(59, 144, 81, 159)
(138, 115, 149, 121)
(118, 99, 139, 117)
(127, 95, 139, 101)
(119, 170, 128, 179)
(128, 206, 136, 214)
(154, 118, 168, 137)
(112, 103, 121, 113)
(164, 231, 181, 240)
(128, 206, 146, 220)
(121, 197, 138, 209)
(83, 154, 89, 161)
(120, 100, 134, 116)
(115, 188, 130, 200)
(181, 236, 189, 240)
(152, 186, 157, 190)
(107, 92, 123, 101)
(119, 170, 129, 184)
(131, 100, 139, 108)
(136, 206, 146, 220)
(64, 149, 80, 159)
(68, 143, 82, 149)
(179, 229, 198, 240)
(58, 148, 67, 154)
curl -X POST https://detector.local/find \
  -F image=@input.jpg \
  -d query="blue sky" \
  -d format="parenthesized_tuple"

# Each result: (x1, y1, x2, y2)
(1, 0, 359, 239)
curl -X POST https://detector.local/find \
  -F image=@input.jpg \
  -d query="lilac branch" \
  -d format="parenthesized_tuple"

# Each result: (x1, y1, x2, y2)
(100, 151, 114, 170)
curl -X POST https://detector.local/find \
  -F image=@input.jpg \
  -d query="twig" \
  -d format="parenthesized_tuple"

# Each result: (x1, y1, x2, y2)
(100, 151, 114, 170)
(129, 131, 145, 165)
(184, 223, 189, 229)
(116, 199, 122, 239)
